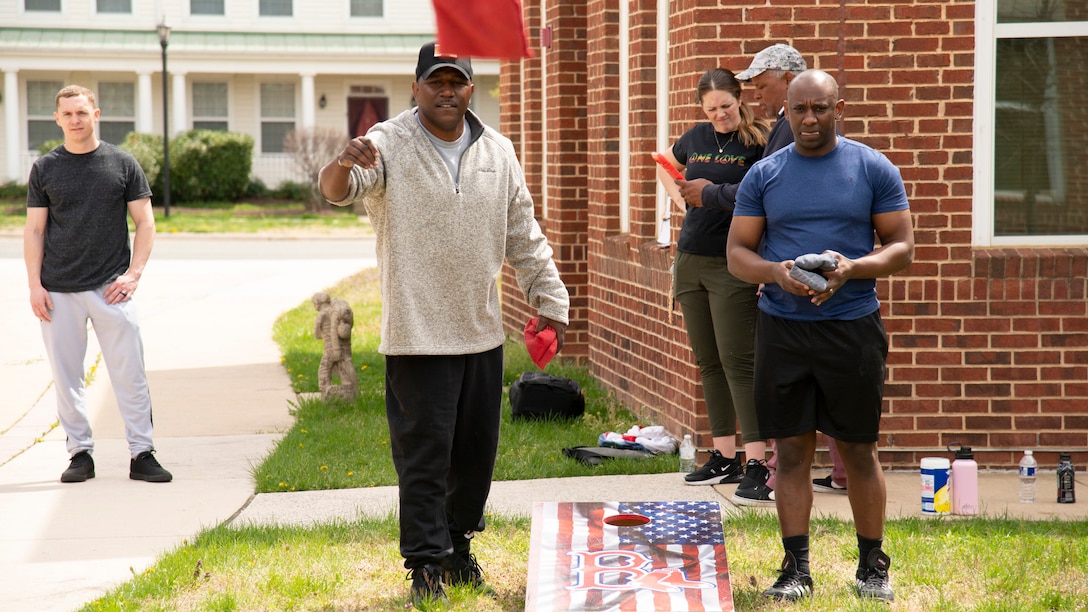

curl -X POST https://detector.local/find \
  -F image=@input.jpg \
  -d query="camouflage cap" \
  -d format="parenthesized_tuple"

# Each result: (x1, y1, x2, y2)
(736, 44, 807, 81)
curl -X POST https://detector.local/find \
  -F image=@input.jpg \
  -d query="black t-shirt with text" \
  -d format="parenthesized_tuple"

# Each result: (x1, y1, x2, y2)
(671, 122, 763, 257)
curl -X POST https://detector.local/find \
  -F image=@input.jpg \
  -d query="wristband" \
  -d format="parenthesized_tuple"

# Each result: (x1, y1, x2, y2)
(336, 156, 352, 169)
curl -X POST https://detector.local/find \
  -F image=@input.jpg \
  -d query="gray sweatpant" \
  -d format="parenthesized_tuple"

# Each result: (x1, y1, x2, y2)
(40, 286, 155, 459)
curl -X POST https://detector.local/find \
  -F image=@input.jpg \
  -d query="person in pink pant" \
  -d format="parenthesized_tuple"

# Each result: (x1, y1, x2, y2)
(812, 434, 848, 493)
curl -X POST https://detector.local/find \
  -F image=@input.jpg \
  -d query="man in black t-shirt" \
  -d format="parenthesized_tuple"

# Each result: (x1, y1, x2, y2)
(24, 85, 172, 484)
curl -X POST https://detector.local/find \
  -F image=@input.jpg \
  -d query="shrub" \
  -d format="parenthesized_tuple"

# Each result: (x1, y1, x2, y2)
(170, 130, 254, 203)
(0, 181, 29, 199)
(272, 180, 311, 201)
(38, 139, 64, 156)
(121, 133, 166, 200)
(245, 177, 269, 199)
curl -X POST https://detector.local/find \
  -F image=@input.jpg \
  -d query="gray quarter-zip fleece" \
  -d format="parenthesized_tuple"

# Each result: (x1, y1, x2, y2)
(328, 108, 569, 356)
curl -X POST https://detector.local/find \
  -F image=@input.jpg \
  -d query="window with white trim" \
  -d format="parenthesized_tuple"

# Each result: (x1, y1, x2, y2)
(97, 82, 136, 145)
(96, 0, 131, 13)
(350, 0, 382, 18)
(193, 82, 229, 131)
(25, 0, 60, 11)
(259, 0, 291, 17)
(191, 0, 224, 16)
(975, 1, 1088, 245)
(27, 80, 63, 151)
(260, 83, 295, 154)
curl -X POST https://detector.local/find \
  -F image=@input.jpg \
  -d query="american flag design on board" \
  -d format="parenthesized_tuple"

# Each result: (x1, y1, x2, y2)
(526, 501, 734, 611)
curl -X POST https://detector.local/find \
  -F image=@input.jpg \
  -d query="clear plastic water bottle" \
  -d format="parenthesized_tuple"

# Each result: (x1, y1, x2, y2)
(679, 435, 695, 473)
(1019, 450, 1037, 504)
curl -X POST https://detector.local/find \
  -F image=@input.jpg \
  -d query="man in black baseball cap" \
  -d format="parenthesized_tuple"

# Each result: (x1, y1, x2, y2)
(320, 40, 570, 608)
(416, 41, 473, 82)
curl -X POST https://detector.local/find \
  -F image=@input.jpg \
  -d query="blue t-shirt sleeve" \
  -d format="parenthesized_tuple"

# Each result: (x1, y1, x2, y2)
(734, 163, 766, 217)
(867, 150, 910, 215)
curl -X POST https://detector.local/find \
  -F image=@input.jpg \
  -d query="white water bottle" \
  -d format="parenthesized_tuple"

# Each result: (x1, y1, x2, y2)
(679, 435, 695, 473)
(1019, 450, 1037, 503)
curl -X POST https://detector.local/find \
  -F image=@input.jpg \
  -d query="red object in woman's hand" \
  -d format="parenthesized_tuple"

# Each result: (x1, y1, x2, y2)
(652, 152, 685, 181)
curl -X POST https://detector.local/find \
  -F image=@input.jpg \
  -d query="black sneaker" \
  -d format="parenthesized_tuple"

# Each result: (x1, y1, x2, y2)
(61, 451, 95, 483)
(812, 474, 848, 494)
(408, 563, 448, 606)
(129, 450, 173, 482)
(731, 459, 775, 506)
(444, 552, 496, 596)
(684, 450, 744, 485)
(856, 548, 895, 601)
(761, 550, 813, 601)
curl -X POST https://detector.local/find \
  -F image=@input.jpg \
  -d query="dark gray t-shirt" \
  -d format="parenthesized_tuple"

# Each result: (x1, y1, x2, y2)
(27, 142, 152, 292)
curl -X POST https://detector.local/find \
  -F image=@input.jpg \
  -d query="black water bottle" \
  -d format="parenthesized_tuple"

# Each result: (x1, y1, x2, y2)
(1057, 453, 1076, 504)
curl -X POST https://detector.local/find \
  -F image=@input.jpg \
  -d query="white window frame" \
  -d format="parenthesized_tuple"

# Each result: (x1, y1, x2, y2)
(259, 0, 292, 17)
(260, 82, 296, 154)
(192, 82, 229, 131)
(96, 0, 131, 14)
(26, 80, 64, 152)
(96, 81, 136, 145)
(190, 0, 225, 17)
(24, 0, 61, 12)
(973, 3, 1088, 246)
(349, 0, 383, 19)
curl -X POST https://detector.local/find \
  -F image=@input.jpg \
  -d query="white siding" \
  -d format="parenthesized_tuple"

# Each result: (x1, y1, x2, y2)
(6, 0, 434, 34)
(0, 0, 503, 187)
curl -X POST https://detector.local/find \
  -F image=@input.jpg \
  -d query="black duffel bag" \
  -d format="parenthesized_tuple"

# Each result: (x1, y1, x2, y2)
(509, 371, 585, 421)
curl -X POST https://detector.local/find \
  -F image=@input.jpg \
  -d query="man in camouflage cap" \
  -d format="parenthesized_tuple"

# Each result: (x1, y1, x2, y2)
(736, 43, 808, 152)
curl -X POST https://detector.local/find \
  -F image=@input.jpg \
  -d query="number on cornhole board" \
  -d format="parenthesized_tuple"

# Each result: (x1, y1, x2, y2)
(526, 501, 734, 611)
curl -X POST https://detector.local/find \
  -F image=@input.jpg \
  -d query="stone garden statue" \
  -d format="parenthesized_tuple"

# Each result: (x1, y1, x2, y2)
(312, 291, 358, 402)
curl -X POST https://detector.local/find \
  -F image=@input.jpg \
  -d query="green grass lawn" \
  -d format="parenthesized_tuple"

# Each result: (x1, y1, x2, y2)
(80, 269, 1088, 612)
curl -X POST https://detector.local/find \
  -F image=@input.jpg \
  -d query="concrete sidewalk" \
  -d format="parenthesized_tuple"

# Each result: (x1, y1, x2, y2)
(0, 234, 375, 612)
(0, 233, 1083, 612)
(234, 469, 1085, 527)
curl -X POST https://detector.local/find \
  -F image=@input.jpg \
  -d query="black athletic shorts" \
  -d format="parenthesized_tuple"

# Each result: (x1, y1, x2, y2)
(753, 310, 888, 442)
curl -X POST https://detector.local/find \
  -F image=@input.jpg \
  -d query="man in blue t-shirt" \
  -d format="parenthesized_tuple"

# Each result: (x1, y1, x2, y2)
(727, 70, 914, 603)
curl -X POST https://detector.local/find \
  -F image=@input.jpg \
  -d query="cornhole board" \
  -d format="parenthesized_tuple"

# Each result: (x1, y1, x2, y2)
(526, 501, 734, 611)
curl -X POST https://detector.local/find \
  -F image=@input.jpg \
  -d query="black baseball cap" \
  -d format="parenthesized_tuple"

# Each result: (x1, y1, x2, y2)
(415, 41, 473, 81)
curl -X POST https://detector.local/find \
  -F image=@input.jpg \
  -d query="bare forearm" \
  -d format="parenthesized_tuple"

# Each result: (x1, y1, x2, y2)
(23, 225, 45, 289)
(127, 224, 155, 280)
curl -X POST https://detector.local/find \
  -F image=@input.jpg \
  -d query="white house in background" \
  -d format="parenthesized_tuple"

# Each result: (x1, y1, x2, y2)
(0, 0, 499, 188)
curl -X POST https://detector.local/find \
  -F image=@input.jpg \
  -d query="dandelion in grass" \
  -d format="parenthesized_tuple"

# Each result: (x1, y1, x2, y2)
(301, 429, 308, 434)
(279, 482, 289, 488)
(320, 465, 328, 471)
(347, 471, 354, 477)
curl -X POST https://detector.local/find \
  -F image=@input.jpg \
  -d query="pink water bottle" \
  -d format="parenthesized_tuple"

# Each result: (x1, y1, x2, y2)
(948, 442, 979, 515)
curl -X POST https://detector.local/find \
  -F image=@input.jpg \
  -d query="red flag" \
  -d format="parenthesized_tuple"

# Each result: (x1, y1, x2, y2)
(433, 0, 534, 59)
(527, 501, 735, 611)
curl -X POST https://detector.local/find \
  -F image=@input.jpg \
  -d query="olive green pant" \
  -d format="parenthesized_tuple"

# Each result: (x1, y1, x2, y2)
(673, 252, 761, 442)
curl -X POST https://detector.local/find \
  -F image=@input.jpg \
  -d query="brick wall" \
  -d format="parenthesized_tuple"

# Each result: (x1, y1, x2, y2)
(501, 0, 1088, 470)
(499, 0, 591, 361)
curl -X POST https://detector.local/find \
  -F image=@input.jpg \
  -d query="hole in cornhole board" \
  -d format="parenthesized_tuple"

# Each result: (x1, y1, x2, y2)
(603, 513, 651, 527)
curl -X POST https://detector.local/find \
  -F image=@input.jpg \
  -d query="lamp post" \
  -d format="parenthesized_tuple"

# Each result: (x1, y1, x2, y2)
(157, 21, 171, 218)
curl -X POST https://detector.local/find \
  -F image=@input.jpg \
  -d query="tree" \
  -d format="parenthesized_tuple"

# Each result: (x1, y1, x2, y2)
(285, 127, 348, 212)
